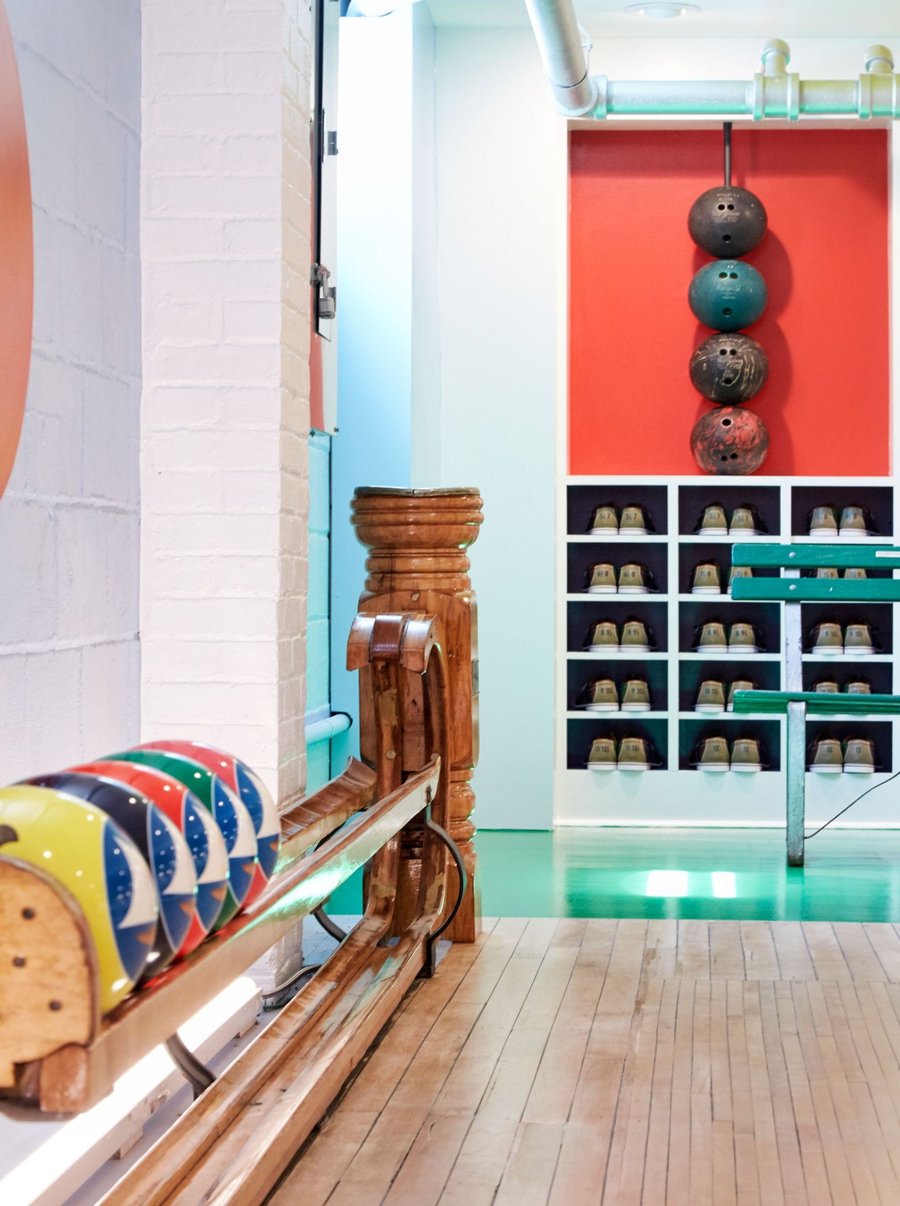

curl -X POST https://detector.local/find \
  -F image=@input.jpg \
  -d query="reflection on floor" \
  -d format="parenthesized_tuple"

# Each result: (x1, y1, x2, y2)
(476, 828, 900, 923)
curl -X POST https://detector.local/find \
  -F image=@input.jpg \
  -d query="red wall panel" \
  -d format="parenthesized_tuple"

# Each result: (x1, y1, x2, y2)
(568, 128, 889, 476)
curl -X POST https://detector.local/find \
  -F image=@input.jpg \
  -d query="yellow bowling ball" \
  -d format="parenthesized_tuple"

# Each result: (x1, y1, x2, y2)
(0, 786, 158, 1014)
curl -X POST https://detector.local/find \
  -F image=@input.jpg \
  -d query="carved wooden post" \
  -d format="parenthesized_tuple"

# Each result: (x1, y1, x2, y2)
(351, 487, 483, 942)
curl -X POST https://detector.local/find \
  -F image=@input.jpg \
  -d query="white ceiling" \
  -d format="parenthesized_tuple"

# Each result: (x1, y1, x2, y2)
(424, 1, 900, 40)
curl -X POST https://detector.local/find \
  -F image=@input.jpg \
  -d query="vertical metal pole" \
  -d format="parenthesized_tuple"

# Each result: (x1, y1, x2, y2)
(783, 592, 805, 865)
(786, 700, 806, 866)
(723, 121, 732, 187)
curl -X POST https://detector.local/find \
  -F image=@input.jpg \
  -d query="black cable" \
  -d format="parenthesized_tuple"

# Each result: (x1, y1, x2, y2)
(804, 768, 900, 841)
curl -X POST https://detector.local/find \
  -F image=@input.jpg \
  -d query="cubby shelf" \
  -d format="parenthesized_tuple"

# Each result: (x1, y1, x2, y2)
(560, 478, 899, 824)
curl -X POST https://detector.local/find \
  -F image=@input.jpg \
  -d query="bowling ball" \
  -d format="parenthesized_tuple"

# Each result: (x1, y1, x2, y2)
(24, 771, 196, 979)
(103, 748, 257, 929)
(690, 406, 769, 475)
(0, 786, 158, 1013)
(688, 185, 768, 257)
(689, 333, 768, 404)
(74, 760, 230, 953)
(689, 260, 767, 331)
(136, 740, 280, 902)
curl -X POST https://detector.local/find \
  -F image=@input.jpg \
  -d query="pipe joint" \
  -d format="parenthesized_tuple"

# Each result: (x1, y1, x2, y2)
(752, 70, 801, 121)
(857, 70, 900, 118)
(549, 71, 601, 118)
(866, 45, 894, 75)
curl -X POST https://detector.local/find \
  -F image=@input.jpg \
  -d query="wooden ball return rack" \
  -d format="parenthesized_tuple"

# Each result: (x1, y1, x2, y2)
(0, 613, 467, 1205)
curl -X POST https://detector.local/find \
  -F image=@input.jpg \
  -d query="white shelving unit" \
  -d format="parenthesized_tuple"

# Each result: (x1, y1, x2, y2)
(557, 476, 900, 826)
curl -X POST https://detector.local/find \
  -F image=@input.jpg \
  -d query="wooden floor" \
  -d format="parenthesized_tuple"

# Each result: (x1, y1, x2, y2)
(271, 917, 900, 1205)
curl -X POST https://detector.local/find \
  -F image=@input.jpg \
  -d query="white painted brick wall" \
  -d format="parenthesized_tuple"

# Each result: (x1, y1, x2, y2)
(0, 0, 141, 784)
(142, 0, 311, 804)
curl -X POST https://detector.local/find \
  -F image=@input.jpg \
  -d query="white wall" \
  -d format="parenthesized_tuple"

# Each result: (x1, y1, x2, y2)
(140, 0, 311, 804)
(435, 28, 560, 829)
(0, 0, 141, 783)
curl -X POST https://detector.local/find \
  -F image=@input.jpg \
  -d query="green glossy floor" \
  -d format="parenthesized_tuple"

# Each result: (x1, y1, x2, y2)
(329, 828, 900, 922)
(477, 828, 900, 922)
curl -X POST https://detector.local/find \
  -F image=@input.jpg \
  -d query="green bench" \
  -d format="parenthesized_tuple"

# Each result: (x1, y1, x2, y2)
(730, 543, 900, 866)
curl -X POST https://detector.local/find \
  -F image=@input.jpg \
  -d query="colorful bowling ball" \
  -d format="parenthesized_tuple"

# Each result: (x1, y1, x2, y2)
(103, 749, 257, 929)
(74, 761, 230, 954)
(24, 772, 196, 979)
(690, 406, 770, 476)
(688, 260, 767, 332)
(689, 333, 768, 404)
(137, 740, 280, 902)
(688, 185, 768, 258)
(0, 786, 158, 1014)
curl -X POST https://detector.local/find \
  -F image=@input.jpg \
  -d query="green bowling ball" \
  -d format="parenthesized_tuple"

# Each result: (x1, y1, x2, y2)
(689, 260, 767, 332)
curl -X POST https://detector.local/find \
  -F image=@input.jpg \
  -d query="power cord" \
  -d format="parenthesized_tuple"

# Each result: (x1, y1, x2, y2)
(804, 768, 900, 841)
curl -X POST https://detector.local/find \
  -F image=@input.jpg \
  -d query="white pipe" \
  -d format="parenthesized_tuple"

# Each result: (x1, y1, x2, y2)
(525, 0, 900, 120)
(523, 0, 597, 116)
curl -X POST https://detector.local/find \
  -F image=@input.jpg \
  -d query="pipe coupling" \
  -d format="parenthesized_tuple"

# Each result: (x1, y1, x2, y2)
(752, 71, 801, 121)
(857, 70, 900, 118)
(549, 72, 601, 117)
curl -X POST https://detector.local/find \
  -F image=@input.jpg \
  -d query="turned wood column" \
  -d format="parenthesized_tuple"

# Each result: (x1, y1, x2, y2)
(351, 487, 483, 942)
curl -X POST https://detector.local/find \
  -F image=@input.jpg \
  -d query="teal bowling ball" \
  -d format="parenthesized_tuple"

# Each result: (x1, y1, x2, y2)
(688, 260, 767, 332)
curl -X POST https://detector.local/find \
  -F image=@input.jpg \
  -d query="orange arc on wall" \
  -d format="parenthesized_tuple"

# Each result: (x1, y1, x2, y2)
(0, 0, 32, 502)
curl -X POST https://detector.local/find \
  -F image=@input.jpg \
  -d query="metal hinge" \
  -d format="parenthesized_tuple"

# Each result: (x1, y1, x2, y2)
(311, 263, 336, 321)
(327, 130, 338, 155)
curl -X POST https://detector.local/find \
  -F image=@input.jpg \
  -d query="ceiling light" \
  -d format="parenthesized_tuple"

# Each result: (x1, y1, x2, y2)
(626, 3, 700, 18)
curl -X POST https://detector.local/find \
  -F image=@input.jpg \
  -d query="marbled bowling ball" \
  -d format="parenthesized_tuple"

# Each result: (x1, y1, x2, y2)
(74, 760, 230, 954)
(688, 185, 768, 258)
(0, 785, 158, 1013)
(23, 771, 196, 980)
(135, 740, 280, 904)
(689, 333, 768, 404)
(690, 406, 769, 476)
(102, 748, 258, 929)
(689, 260, 767, 332)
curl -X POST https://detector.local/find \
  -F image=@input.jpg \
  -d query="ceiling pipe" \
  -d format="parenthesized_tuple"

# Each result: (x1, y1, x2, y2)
(523, 0, 598, 116)
(524, 0, 900, 120)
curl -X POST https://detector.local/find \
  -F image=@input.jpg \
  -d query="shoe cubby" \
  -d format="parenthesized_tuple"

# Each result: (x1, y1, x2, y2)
(567, 484, 668, 536)
(678, 718, 781, 773)
(678, 600, 780, 655)
(678, 543, 780, 595)
(802, 662, 893, 694)
(567, 659, 668, 714)
(800, 602, 892, 657)
(678, 658, 781, 714)
(791, 485, 893, 540)
(567, 540, 668, 596)
(677, 484, 780, 539)
(560, 478, 898, 825)
(567, 599, 669, 653)
(567, 717, 668, 771)
(804, 721, 892, 774)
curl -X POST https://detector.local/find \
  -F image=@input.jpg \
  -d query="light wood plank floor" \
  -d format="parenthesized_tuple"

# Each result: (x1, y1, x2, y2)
(270, 918, 900, 1205)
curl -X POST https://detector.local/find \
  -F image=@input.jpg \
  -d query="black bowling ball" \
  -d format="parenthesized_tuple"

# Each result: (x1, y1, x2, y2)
(689, 186, 768, 258)
(689, 333, 768, 404)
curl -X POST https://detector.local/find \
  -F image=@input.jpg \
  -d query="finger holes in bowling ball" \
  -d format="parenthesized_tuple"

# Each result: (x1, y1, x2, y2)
(718, 271, 727, 279)
(723, 308, 732, 316)
(723, 234, 732, 243)
(717, 203, 725, 211)
(729, 272, 737, 279)
(722, 418, 733, 427)
(13, 956, 26, 967)
(727, 204, 735, 210)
